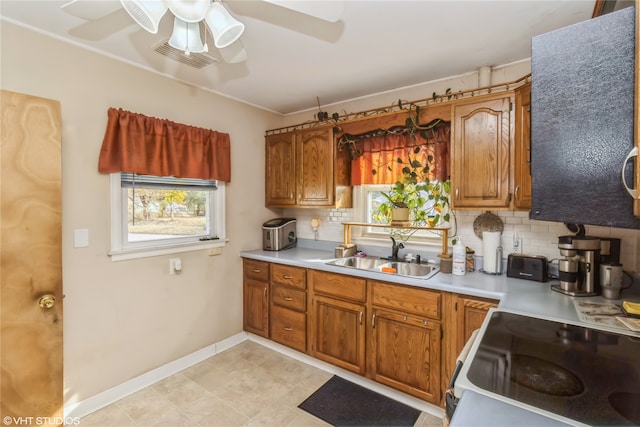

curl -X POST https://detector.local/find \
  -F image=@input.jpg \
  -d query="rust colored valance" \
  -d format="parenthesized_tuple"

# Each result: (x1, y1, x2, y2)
(350, 122, 450, 185)
(98, 108, 231, 182)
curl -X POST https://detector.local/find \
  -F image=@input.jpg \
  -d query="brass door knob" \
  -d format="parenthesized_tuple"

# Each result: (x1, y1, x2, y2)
(38, 294, 56, 309)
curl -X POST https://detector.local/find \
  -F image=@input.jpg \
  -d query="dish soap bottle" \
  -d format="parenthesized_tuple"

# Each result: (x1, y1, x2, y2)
(452, 239, 466, 276)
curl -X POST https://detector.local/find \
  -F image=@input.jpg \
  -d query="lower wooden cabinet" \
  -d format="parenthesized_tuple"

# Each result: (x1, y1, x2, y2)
(309, 270, 367, 374)
(369, 307, 441, 403)
(242, 259, 270, 337)
(270, 264, 307, 352)
(442, 293, 498, 393)
(242, 258, 500, 408)
(368, 280, 442, 403)
(270, 304, 306, 352)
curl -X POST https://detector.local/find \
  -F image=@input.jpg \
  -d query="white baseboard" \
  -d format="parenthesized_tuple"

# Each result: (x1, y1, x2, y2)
(66, 331, 442, 421)
(64, 332, 249, 419)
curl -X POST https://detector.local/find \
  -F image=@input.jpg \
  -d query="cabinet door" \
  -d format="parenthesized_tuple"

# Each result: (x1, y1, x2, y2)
(243, 278, 269, 337)
(455, 296, 498, 353)
(265, 132, 296, 207)
(310, 295, 366, 374)
(296, 128, 335, 206)
(370, 308, 441, 404)
(452, 95, 512, 208)
(514, 83, 532, 210)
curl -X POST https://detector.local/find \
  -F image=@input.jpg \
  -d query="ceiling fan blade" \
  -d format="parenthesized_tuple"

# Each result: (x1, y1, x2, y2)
(61, 0, 123, 20)
(261, 0, 343, 23)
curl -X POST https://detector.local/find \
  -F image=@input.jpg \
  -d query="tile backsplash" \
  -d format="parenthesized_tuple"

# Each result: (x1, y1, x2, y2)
(283, 208, 640, 273)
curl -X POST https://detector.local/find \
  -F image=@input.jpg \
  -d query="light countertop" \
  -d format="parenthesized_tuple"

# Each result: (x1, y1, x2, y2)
(240, 246, 640, 332)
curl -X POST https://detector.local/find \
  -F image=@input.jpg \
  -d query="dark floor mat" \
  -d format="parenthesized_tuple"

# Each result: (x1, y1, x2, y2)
(299, 375, 421, 427)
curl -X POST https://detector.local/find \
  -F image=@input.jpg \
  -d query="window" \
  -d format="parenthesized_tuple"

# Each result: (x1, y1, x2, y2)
(355, 185, 444, 245)
(109, 173, 225, 260)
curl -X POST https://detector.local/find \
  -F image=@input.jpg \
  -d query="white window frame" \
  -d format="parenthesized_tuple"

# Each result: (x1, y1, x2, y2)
(108, 173, 226, 261)
(352, 184, 444, 249)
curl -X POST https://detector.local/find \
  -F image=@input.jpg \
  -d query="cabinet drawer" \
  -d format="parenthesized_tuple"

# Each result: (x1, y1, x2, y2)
(370, 281, 441, 320)
(270, 305, 306, 352)
(271, 284, 306, 312)
(243, 259, 269, 282)
(311, 270, 366, 302)
(271, 264, 306, 289)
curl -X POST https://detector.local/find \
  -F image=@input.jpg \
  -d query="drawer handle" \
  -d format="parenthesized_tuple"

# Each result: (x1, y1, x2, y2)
(252, 269, 261, 273)
(283, 327, 293, 331)
(284, 296, 293, 301)
(283, 275, 292, 279)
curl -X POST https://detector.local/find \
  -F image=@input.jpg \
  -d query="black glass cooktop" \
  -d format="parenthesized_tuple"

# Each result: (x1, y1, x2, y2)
(467, 311, 640, 426)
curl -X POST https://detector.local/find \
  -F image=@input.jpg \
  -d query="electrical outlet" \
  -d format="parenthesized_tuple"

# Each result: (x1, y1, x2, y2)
(208, 248, 222, 256)
(169, 257, 182, 274)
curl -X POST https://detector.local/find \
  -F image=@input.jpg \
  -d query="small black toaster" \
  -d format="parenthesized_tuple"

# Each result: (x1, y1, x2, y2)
(507, 254, 549, 282)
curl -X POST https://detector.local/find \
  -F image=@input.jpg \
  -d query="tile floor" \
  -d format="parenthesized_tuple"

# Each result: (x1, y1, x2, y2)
(80, 340, 443, 427)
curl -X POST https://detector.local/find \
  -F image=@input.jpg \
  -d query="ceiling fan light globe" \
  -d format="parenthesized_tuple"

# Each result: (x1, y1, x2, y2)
(167, 0, 210, 23)
(120, 0, 168, 34)
(168, 17, 206, 54)
(205, 2, 245, 49)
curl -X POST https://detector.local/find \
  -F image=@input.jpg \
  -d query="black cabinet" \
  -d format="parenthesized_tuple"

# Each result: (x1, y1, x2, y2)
(531, 6, 640, 229)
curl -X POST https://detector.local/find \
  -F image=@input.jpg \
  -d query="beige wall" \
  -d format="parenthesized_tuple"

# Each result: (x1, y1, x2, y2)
(1, 22, 283, 405)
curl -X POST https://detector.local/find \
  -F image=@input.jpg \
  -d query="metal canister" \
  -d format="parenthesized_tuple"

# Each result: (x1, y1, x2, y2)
(466, 248, 475, 272)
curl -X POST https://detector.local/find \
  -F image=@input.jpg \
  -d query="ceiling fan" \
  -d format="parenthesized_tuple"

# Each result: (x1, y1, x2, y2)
(61, 0, 343, 64)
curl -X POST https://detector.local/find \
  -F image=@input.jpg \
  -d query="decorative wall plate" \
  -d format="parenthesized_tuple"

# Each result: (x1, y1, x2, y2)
(473, 211, 504, 239)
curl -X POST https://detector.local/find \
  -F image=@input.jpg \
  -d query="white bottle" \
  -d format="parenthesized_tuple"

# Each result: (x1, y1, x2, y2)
(452, 239, 466, 276)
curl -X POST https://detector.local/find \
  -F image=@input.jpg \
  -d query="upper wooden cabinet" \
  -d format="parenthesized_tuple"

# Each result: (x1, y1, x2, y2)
(265, 127, 351, 208)
(514, 83, 532, 210)
(265, 132, 296, 206)
(451, 93, 513, 209)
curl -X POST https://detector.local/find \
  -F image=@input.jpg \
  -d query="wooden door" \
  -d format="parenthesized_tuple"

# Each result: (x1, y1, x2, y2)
(370, 308, 441, 404)
(265, 132, 296, 207)
(514, 83, 532, 210)
(1, 90, 63, 424)
(243, 279, 269, 337)
(296, 128, 334, 206)
(310, 295, 366, 374)
(451, 94, 512, 208)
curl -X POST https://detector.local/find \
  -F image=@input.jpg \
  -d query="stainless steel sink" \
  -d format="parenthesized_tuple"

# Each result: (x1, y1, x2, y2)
(388, 262, 437, 277)
(326, 256, 439, 279)
(327, 256, 390, 270)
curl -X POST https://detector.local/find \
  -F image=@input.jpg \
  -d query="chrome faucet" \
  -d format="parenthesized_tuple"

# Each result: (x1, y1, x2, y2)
(390, 236, 404, 260)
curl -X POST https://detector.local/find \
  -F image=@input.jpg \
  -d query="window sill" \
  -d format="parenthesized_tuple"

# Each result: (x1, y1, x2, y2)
(109, 239, 228, 262)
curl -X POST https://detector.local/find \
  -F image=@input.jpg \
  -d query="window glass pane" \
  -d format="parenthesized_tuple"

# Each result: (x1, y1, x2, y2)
(127, 187, 209, 242)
